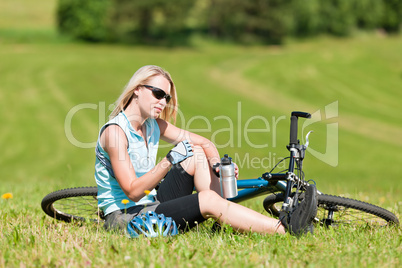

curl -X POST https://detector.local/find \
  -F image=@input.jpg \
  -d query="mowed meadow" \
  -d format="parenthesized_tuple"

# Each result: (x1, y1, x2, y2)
(1, 0, 401, 267)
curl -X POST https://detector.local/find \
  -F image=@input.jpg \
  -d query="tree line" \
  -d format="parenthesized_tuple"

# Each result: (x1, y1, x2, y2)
(58, 0, 402, 45)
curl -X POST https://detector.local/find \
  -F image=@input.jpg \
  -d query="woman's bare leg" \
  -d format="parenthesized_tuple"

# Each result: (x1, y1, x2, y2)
(180, 146, 285, 234)
(199, 190, 285, 234)
(180, 145, 221, 194)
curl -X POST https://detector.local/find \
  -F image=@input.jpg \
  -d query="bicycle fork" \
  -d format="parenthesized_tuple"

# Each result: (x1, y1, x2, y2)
(282, 149, 297, 212)
(281, 112, 311, 213)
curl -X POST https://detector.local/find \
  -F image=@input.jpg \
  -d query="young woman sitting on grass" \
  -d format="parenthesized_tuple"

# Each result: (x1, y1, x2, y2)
(94, 65, 317, 236)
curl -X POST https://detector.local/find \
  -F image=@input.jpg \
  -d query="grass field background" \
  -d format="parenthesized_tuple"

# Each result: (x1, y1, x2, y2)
(1, 0, 401, 267)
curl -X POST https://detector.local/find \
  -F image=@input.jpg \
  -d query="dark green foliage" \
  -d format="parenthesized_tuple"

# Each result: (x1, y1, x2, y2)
(57, 0, 110, 42)
(291, 0, 322, 37)
(108, 0, 194, 45)
(57, 0, 402, 45)
(206, 0, 294, 44)
(381, 0, 402, 32)
(318, 0, 356, 36)
(353, 0, 384, 30)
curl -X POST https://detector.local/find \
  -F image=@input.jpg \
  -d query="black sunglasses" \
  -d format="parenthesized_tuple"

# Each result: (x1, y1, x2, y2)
(142, 85, 172, 104)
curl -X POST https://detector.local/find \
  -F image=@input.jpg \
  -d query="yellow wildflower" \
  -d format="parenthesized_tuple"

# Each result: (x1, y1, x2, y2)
(2, 193, 13, 199)
(121, 199, 129, 205)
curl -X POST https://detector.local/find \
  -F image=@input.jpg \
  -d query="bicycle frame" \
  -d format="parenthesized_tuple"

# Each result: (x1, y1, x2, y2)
(229, 175, 287, 203)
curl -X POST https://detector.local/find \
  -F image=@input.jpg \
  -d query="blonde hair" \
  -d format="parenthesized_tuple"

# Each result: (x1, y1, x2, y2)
(110, 65, 178, 123)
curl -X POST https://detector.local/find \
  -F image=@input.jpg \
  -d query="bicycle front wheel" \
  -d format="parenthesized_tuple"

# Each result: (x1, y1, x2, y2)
(41, 187, 104, 223)
(263, 193, 399, 227)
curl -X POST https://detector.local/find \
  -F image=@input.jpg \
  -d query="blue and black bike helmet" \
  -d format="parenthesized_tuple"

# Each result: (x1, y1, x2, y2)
(127, 211, 178, 238)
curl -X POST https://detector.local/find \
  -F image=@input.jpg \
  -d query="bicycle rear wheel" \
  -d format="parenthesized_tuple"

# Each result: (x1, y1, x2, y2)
(41, 187, 104, 223)
(263, 193, 399, 228)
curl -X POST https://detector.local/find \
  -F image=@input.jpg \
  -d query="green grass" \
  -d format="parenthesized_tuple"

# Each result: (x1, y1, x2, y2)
(1, 0, 402, 267)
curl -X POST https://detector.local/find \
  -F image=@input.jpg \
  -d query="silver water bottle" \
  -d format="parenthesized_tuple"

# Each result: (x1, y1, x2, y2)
(219, 154, 238, 199)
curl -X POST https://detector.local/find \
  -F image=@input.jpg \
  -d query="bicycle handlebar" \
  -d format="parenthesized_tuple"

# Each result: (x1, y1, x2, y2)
(289, 111, 311, 146)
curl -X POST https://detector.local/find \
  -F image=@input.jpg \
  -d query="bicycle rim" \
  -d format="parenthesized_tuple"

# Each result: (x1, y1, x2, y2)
(263, 193, 399, 228)
(41, 187, 103, 223)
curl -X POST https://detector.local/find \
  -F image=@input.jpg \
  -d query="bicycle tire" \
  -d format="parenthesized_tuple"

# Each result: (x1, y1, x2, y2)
(41, 187, 104, 223)
(263, 193, 399, 227)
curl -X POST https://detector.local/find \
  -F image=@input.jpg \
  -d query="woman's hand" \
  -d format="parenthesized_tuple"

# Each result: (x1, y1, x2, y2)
(166, 140, 194, 165)
(233, 162, 239, 179)
(211, 162, 239, 179)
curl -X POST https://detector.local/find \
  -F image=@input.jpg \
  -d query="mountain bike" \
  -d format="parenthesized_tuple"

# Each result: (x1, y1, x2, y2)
(41, 111, 399, 228)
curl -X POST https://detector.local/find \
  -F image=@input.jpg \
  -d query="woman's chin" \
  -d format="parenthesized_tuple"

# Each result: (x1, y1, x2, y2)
(150, 112, 161, 119)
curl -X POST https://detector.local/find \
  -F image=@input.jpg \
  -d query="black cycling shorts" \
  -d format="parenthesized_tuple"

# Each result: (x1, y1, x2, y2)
(155, 163, 205, 231)
(104, 163, 205, 232)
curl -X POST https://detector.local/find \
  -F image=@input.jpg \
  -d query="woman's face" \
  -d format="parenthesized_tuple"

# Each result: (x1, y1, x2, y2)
(136, 75, 171, 119)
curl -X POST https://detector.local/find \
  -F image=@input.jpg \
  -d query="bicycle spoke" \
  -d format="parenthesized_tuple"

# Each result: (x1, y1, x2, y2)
(53, 196, 101, 220)
(317, 205, 389, 227)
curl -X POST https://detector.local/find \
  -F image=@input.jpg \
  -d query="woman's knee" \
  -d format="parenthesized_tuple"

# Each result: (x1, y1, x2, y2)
(191, 145, 206, 161)
(198, 190, 223, 215)
(180, 145, 206, 175)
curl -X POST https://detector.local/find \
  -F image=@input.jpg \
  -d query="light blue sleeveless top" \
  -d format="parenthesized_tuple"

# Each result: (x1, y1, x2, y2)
(94, 112, 160, 215)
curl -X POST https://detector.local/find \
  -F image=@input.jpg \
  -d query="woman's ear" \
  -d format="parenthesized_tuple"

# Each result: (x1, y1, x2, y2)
(133, 86, 140, 98)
